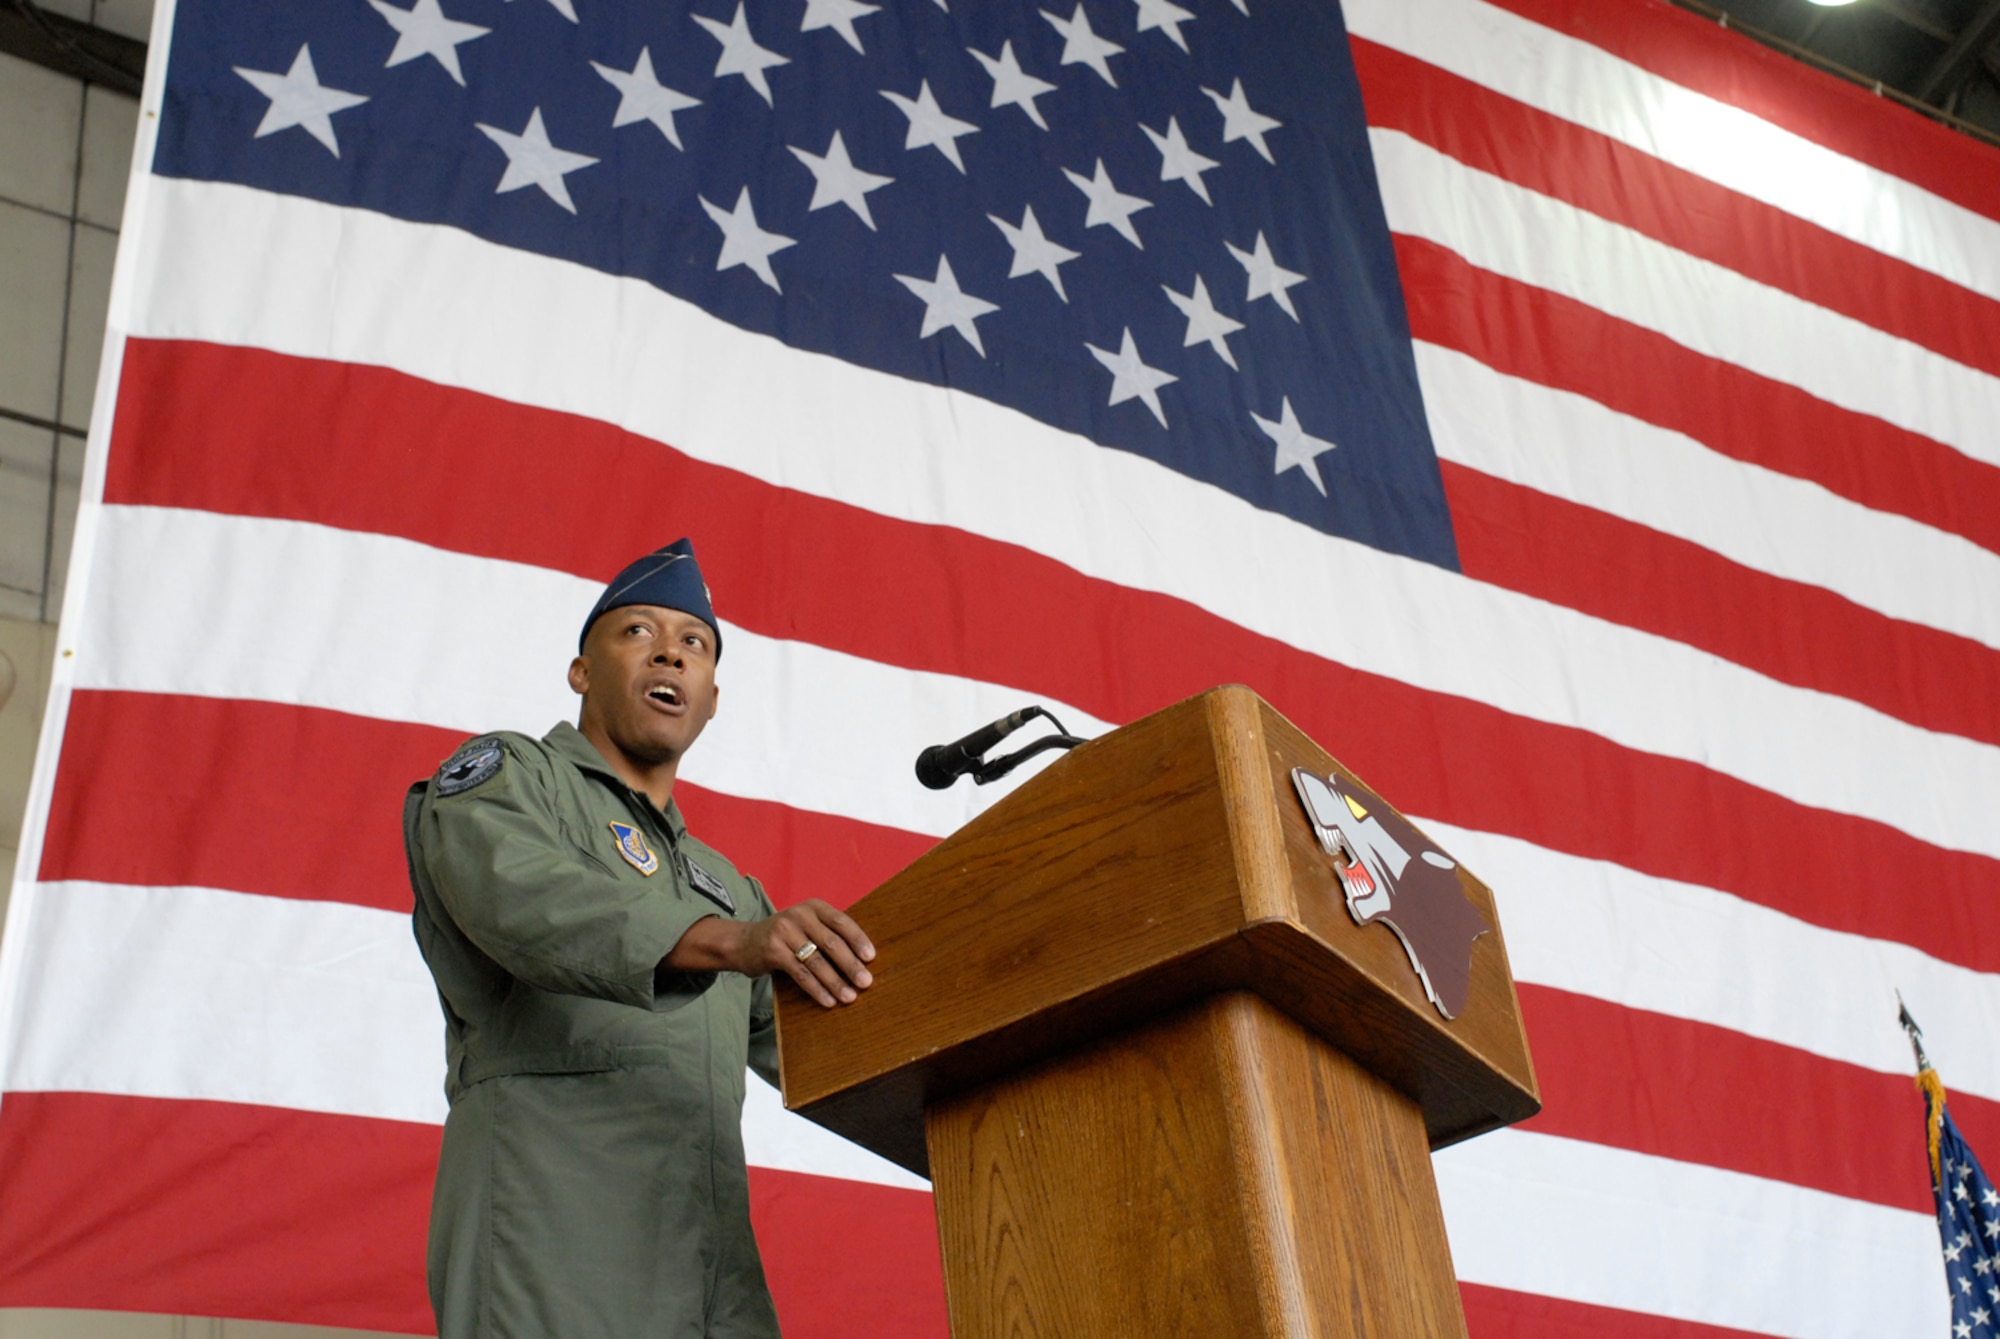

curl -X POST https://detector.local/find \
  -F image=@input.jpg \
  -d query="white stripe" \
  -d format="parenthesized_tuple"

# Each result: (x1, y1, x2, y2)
(119, 183, 2000, 864)
(1344, 0, 2000, 309)
(73, 506, 1111, 843)
(1416, 340, 2000, 656)
(1423, 818, 2000, 1101)
(65, 507, 2000, 1090)
(742, 1078, 927, 1191)
(3, 881, 446, 1124)
(1437, 1128, 1945, 1338)
(0, 881, 1948, 1330)
(1371, 127, 2000, 471)
(0, 880, 924, 1190)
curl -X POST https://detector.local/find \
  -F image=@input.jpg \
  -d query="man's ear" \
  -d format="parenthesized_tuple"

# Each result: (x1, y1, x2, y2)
(567, 654, 590, 698)
(707, 682, 721, 722)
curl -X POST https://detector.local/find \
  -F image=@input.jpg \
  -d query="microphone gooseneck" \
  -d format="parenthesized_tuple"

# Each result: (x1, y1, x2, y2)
(914, 705, 1089, 790)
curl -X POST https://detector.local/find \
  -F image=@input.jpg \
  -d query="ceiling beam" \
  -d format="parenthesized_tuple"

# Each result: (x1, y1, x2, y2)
(1916, 0, 2000, 104)
(0, 0, 144, 96)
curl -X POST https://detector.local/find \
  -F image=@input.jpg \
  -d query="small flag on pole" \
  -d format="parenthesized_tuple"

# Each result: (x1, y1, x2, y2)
(1902, 999, 2000, 1338)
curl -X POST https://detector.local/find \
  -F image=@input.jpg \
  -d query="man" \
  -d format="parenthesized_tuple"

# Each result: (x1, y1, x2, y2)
(403, 538, 875, 1339)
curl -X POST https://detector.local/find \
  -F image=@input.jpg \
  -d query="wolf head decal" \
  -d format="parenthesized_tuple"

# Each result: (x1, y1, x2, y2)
(1292, 768, 1490, 1019)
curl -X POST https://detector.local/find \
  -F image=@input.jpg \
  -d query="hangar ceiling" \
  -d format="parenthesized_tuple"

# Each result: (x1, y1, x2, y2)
(1670, 0, 2000, 147)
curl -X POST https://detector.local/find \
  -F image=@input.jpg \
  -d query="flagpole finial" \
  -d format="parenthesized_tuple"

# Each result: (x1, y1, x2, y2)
(1898, 990, 1932, 1073)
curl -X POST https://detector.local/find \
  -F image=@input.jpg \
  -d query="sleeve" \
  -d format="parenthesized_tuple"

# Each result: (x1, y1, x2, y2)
(419, 742, 719, 1010)
(745, 875, 781, 1089)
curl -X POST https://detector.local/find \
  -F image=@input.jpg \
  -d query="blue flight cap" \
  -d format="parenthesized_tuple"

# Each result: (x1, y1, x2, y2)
(578, 538, 722, 657)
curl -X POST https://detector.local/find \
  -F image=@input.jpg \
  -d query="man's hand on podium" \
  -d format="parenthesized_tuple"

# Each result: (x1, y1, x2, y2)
(664, 903, 876, 1008)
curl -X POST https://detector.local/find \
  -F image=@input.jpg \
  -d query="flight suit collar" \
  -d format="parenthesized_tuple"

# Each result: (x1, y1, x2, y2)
(542, 721, 690, 841)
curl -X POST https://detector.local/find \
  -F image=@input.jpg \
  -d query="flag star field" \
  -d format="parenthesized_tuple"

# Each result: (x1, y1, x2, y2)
(181, 0, 1459, 565)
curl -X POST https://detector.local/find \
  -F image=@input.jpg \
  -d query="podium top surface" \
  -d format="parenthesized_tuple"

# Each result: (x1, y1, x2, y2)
(776, 685, 1539, 1177)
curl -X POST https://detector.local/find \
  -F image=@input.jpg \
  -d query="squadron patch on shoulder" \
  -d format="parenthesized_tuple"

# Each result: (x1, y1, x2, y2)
(608, 821, 660, 876)
(435, 740, 504, 797)
(683, 856, 736, 914)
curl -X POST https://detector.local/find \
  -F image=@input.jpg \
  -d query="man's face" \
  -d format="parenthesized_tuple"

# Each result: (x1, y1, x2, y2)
(569, 604, 720, 774)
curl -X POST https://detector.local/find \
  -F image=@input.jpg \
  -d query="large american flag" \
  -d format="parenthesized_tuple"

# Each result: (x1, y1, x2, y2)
(0, 0, 1994, 1334)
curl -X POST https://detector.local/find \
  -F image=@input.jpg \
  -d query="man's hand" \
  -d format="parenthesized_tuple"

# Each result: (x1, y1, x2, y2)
(663, 902, 876, 1008)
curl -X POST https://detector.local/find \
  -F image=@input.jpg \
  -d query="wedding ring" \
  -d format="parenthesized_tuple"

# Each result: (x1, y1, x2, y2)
(794, 941, 820, 965)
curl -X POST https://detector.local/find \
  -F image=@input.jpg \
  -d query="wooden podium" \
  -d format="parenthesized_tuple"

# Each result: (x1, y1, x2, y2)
(775, 686, 1539, 1337)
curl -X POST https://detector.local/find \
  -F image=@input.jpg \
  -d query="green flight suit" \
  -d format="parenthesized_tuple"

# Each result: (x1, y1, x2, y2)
(404, 721, 782, 1339)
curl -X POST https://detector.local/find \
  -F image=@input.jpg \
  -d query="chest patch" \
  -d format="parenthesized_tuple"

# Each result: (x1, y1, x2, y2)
(435, 740, 503, 797)
(607, 821, 660, 876)
(684, 856, 736, 914)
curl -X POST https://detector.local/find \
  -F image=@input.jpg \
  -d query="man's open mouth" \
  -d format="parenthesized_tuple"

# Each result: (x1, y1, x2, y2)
(646, 683, 684, 708)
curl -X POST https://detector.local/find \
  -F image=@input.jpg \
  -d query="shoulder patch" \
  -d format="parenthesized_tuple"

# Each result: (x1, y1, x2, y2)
(608, 821, 660, 876)
(435, 739, 505, 797)
(684, 856, 736, 914)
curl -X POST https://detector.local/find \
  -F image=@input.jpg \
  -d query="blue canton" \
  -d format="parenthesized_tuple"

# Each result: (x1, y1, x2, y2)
(156, 0, 1459, 569)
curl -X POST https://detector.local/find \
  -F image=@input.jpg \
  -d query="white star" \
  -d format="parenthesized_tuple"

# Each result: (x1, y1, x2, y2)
(1988, 1219, 2000, 1241)
(1086, 329, 1177, 427)
(234, 45, 369, 158)
(692, 3, 790, 108)
(1132, 0, 1195, 51)
(1952, 1239, 1971, 1262)
(591, 49, 700, 150)
(1963, 1182, 1977, 1202)
(699, 186, 796, 292)
(989, 205, 1080, 301)
(802, 0, 879, 53)
(1985, 1187, 1999, 1208)
(1162, 276, 1242, 368)
(1141, 117, 1218, 204)
(367, 0, 489, 87)
(1982, 1257, 1997, 1274)
(968, 40, 1056, 130)
(893, 254, 999, 356)
(1063, 158, 1150, 248)
(1990, 1283, 2000, 1304)
(507, 0, 578, 23)
(1202, 77, 1280, 163)
(1957, 1321, 1972, 1339)
(1976, 1307, 1993, 1326)
(1253, 397, 1338, 495)
(475, 107, 597, 213)
(1228, 0, 1248, 10)
(789, 130, 893, 229)
(1227, 230, 1307, 320)
(1041, 4, 1123, 88)
(880, 80, 979, 173)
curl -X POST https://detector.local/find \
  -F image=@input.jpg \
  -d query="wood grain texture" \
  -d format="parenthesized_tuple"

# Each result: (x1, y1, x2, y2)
(775, 685, 1538, 1177)
(927, 992, 1469, 1338)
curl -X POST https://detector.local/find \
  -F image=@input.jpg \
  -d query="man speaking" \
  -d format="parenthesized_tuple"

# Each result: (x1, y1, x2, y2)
(403, 539, 875, 1338)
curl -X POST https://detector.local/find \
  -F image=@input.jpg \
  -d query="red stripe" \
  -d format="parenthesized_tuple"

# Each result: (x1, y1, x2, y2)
(1473, 0, 2000, 225)
(749, 1169, 947, 1339)
(0, 1092, 436, 1332)
(1462, 1283, 1777, 1339)
(41, 690, 1979, 1216)
(40, 692, 446, 911)
(1393, 233, 2000, 561)
(1444, 462, 2000, 750)
(39, 690, 928, 914)
(0, 1091, 944, 1337)
(1356, 37, 2000, 387)
(1515, 984, 1988, 1215)
(96, 339, 2000, 976)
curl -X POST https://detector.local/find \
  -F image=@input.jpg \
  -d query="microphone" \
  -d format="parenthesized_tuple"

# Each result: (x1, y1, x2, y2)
(915, 707, 1040, 790)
